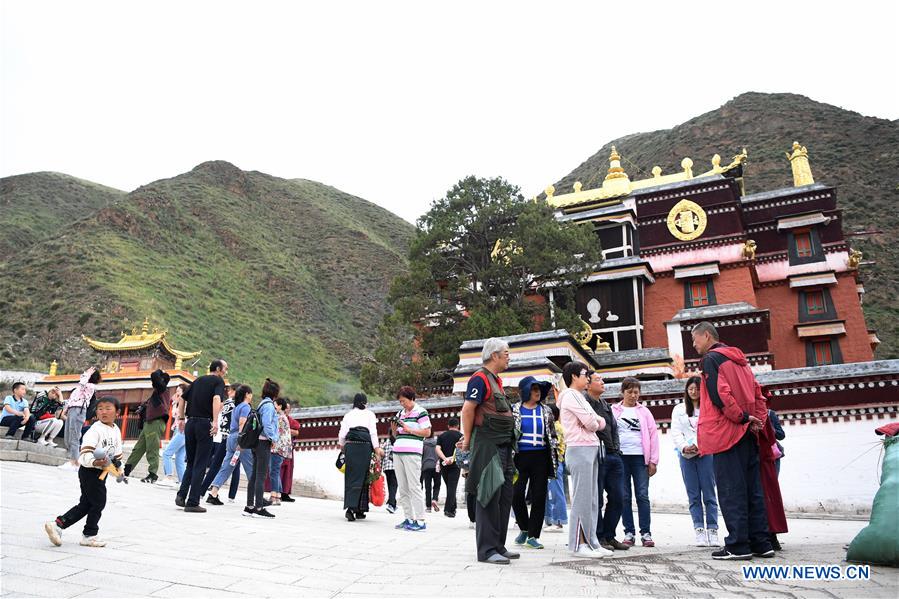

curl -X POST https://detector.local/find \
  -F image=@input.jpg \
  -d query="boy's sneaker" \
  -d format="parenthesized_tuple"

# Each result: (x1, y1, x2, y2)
(514, 531, 528, 545)
(406, 520, 426, 531)
(80, 535, 106, 547)
(622, 532, 636, 546)
(206, 495, 224, 506)
(44, 521, 62, 546)
(394, 519, 411, 529)
(707, 529, 720, 547)
(712, 548, 752, 560)
(386, 504, 396, 514)
(524, 537, 545, 549)
(753, 549, 775, 558)
(255, 508, 275, 518)
(695, 528, 708, 546)
(641, 533, 655, 547)
(242, 507, 256, 518)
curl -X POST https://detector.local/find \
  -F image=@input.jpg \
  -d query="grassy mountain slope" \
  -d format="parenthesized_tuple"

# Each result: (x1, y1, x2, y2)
(0, 172, 126, 258)
(553, 92, 899, 359)
(0, 161, 414, 404)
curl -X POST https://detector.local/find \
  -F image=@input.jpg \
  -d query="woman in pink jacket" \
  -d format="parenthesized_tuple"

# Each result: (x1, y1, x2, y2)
(612, 377, 659, 547)
(559, 362, 611, 559)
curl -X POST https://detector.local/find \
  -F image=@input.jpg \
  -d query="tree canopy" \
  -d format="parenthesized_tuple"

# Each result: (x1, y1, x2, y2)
(361, 175, 601, 397)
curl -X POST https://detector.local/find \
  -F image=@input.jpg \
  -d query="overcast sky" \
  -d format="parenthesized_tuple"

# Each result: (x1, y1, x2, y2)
(2, 1, 897, 223)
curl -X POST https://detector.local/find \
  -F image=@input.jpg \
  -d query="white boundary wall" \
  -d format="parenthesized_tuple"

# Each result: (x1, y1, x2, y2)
(292, 417, 885, 514)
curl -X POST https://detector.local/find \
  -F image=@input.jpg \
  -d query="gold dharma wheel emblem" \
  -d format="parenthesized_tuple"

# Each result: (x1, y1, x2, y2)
(666, 199, 707, 241)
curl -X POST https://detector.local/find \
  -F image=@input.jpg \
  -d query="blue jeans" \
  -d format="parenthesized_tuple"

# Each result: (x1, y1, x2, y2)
(163, 430, 186, 480)
(269, 454, 284, 493)
(211, 433, 254, 489)
(544, 461, 568, 526)
(598, 452, 625, 540)
(620, 454, 651, 535)
(679, 453, 718, 530)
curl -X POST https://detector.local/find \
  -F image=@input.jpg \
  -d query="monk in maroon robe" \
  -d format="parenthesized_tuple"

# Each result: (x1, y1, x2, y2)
(758, 397, 788, 549)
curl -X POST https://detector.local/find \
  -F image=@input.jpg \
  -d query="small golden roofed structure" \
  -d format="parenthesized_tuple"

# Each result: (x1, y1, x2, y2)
(82, 318, 201, 371)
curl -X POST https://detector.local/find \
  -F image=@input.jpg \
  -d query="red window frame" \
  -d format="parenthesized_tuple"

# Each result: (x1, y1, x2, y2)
(806, 290, 826, 315)
(813, 341, 833, 366)
(795, 230, 813, 258)
(690, 281, 710, 307)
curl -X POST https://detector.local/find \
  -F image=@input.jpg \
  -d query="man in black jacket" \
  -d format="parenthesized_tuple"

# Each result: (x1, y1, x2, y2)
(583, 372, 629, 551)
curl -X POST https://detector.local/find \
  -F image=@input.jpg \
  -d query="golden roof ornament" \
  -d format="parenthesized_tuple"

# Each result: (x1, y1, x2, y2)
(742, 239, 757, 261)
(573, 181, 583, 193)
(545, 185, 555, 199)
(787, 141, 815, 187)
(848, 248, 863, 269)
(604, 146, 629, 181)
(49, 360, 58, 376)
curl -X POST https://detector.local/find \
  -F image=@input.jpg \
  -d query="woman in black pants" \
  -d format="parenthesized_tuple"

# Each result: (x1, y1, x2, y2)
(244, 379, 280, 519)
(511, 376, 558, 550)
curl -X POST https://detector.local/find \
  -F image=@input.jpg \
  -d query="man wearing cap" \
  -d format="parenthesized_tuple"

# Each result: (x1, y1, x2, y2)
(460, 337, 519, 565)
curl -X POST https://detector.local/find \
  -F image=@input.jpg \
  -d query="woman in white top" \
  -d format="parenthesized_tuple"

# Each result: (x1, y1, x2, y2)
(338, 393, 384, 521)
(671, 376, 719, 547)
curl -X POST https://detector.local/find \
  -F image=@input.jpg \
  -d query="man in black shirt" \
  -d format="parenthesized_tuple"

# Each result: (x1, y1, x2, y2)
(583, 372, 629, 551)
(436, 417, 463, 518)
(176, 359, 226, 512)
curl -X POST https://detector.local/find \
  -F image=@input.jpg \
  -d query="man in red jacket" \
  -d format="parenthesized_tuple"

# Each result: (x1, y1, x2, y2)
(692, 321, 774, 560)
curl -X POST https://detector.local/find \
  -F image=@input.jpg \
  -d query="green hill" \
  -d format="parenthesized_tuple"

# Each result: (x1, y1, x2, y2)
(552, 92, 899, 359)
(0, 172, 126, 258)
(0, 161, 414, 404)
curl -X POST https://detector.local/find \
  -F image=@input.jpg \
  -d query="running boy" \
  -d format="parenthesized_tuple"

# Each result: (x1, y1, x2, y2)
(44, 396, 123, 547)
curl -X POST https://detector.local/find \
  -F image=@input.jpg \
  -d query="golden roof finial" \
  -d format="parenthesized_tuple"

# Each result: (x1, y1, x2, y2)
(787, 141, 814, 186)
(141, 318, 150, 337)
(49, 360, 58, 376)
(681, 157, 694, 178)
(573, 181, 583, 193)
(545, 185, 555, 198)
(605, 146, 628, 181)
(651, 166, 662, 178)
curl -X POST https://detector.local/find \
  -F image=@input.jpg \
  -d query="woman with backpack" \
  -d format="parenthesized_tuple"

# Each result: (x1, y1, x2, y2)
(205, 384, 254, 505)
(123, 369, 172, 483)
(244, 379, 280, 518)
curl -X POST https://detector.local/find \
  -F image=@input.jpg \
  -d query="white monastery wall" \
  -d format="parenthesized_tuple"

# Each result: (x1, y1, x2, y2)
(292, 417, 886, 515)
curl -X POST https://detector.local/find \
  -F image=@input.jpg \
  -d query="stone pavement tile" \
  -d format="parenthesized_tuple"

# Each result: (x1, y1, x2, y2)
(0, 557, 84, 581)
(225, 579, 322, 598)
(56, 571, 170, 596)
(53, 555, 241, 591)
(1, 545, 79, 563)
(149, 584, 257, 599)
(0, 573, 96, 598)
(72, 587, 157, 598)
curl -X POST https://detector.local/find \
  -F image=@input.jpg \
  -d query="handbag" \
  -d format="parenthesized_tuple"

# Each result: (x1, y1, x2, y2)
(335, 451, 346, 473)
(370, 474, 386, 506)
(771, 443, 783, 460)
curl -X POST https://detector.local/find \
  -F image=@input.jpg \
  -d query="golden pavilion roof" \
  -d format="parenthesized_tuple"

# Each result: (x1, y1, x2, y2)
(82, 319, 201, 360)
(546, 148, 748, 209)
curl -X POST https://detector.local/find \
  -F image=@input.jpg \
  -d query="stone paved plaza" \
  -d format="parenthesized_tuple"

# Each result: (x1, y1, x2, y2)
(1, 461, 896, 598)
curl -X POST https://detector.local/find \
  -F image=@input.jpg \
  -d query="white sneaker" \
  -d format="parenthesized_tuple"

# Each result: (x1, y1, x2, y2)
(57, 462, 77, 471)
(469, 522, 475, 529)
(44, 521, 62, 546)
(156, 478, 176, 488)
(38, 438, 50, 446)
(48, 441, 58, 448)
(572, 546, 603, 558)
(79, 535, 106, 547)
(227, 498, 236, 504)
(592, 544, 614, 557)
(695, 527, 708, 546)
(707, 529, 720, 547)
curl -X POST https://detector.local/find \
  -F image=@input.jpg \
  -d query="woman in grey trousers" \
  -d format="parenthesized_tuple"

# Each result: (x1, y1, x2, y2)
(61, 367, 101, 469)
(558, 362, 612, 558)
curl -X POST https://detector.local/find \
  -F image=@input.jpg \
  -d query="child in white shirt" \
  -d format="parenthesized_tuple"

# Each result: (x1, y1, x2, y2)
(45, 396, 123, 547)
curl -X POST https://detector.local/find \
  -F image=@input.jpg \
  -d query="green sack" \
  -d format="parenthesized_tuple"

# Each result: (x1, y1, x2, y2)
(846, 436, 899, 566)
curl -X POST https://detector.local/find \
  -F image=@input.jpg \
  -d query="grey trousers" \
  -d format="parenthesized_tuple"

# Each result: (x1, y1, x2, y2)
(65, 407, 86, 461)
(566, 445, 601, 551)
(395, 453, 425, 521)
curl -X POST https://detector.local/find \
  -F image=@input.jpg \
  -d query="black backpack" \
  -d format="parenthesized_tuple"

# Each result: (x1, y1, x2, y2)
(238, 399, 271, 450)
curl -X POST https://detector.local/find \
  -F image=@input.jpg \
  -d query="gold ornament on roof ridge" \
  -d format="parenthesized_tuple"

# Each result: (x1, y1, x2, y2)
(787, 141, 814, 187)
